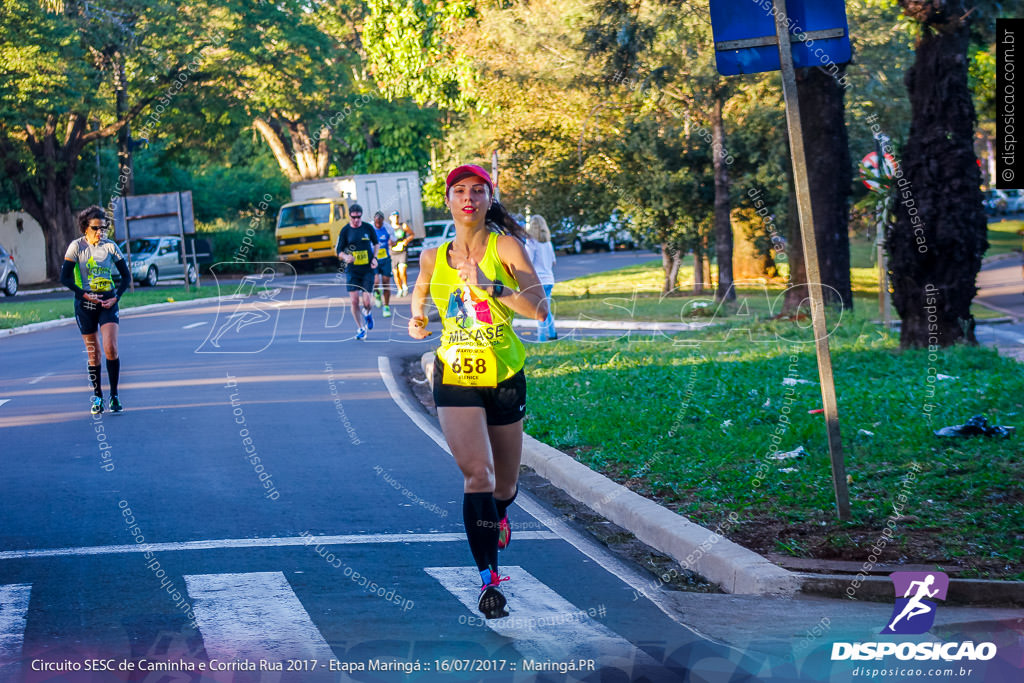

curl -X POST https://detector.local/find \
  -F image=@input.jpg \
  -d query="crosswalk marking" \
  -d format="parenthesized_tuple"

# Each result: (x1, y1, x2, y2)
(0, 531, 559, 561)
(184, 572, 339, 665)
(426, 566, 657, 674)
(0, 584, 31, 669)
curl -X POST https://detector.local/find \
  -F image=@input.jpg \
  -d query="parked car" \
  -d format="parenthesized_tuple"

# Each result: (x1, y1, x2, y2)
(405, 236, 424, 262)
(0, 242, 18, 296)
(1002, 189, 1024, 214)
(420, 219, 457, 253)
(983, 189, 1010, 216)
(552, 219, 636, 254)
(119, 236, 197, 286)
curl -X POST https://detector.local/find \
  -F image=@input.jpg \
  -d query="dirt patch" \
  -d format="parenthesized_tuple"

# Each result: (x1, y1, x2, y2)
(399, 355, 718, 594)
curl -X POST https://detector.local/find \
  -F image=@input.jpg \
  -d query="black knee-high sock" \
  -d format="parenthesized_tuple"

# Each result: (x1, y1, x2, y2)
(495, 485, 518, 521)
(463, 492, 499, 574)
(87, 364, 102, 397)
(106, 357, 120, 396)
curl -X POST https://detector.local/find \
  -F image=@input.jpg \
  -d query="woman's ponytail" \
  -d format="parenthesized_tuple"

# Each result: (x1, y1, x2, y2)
(486, 200, 528, 242)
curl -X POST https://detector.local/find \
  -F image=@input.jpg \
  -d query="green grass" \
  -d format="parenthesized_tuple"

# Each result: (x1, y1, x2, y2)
(523, 306, 1024, 580)
(0, 286, 219, 329)
(986, 219, 1024, 258)
(541, 259, 1003, 323)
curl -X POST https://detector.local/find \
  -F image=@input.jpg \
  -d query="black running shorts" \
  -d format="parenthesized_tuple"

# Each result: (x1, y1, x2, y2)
(432, 357, 526, 426)
(74, 295, 119, 335)
(376, 257, 393, 279)
(346, 269, 375, 294)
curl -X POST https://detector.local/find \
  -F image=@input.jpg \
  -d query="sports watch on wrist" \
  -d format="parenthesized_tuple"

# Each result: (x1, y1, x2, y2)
(490, 281, 505, 298)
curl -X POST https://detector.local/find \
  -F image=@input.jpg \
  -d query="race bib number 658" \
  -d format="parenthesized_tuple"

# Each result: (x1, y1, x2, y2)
(442, 346, 497, 387)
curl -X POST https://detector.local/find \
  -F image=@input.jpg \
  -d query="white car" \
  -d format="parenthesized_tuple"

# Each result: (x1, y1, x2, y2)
(120, 236, 197, 286)
(983, 189, 1010, 216)
(420, 220, 457, 252)
(1002, 190, 1024, 214)
(0, 242, 18, 296)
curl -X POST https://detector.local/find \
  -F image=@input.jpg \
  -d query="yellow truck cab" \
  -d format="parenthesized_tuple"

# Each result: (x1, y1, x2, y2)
(276, 173, 424, 266)
(275, 198, 348, 264)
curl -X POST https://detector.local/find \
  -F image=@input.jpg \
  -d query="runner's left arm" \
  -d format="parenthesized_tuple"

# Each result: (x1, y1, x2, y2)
(60, 260, 86, 299)
(114, 259, 131, 298)
(485, 235, 549, 321)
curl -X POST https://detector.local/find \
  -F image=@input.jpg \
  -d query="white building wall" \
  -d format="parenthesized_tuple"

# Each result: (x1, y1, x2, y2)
(0, 211, 47, 284)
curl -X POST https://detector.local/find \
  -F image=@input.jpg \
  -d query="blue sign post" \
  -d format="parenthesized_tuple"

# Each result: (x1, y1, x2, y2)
(710, 0, 852, 520)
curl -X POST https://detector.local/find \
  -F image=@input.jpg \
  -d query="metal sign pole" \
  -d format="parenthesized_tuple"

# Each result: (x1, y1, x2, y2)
(176, 191, 190, 294)
(773, 0, 851, 520)
(121, 197, 135, 294)
(491, 150, 499, 203)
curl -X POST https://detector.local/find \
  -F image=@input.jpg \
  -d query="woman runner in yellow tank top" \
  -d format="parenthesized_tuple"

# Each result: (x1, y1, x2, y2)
(408, 165, 549, 620)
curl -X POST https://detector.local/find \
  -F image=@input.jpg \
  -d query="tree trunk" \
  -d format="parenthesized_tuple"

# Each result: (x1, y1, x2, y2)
(661, 243, 681, 295)
(114, 55, 135, 197)
(0, 116, 87, 280)
(795, 66, 853, 309)
(254, 116, 331, 183)
(712, 93, 734, 301)
(693, 230, 705, 294)
(890, 2, 987, 348)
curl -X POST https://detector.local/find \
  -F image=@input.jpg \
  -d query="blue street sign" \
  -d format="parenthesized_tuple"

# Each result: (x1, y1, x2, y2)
(710, 0, 851, 76)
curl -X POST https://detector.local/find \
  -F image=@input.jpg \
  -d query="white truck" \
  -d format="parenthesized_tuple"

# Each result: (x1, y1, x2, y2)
(275, 171, 424, 265)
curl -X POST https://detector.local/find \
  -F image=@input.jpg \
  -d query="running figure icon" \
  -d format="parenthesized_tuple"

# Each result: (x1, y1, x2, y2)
(887, 574, 939, 632)
(881, 571, 949, 635)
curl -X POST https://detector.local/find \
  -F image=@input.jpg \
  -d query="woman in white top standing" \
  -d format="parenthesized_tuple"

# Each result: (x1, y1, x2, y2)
(525, 215, 557, 341)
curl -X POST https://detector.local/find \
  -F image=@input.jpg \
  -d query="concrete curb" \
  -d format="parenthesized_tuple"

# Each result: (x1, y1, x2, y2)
(981, 250, 1023, 265)
(519, 433, 800, 597)
(799, 574, 1024, 608)
(511, 319, 713, 332)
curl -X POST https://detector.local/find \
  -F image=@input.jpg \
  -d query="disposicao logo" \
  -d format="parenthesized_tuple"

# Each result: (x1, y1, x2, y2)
(882, 571, 948, 635)
(831, 571, 997, 662)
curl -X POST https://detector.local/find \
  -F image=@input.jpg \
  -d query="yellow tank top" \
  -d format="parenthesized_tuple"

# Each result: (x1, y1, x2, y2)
(430, 232, 525, 387)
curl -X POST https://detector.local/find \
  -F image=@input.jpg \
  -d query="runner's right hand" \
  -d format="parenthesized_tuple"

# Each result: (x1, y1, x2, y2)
(408, 314, 432, 339)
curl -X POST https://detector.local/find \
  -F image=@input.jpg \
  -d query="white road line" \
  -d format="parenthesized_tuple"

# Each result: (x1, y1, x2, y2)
(185, 572, 340, 667)
(377, 355, 451, 454)
(427, 566, 656, 675)
(182, 321, 208, 329)
(0, 584, 31, 669)
(0, 531, 559, 561)
(27, 373, 53, 385)
(0, 399, 9, 409)
(377, 355, 715, 637)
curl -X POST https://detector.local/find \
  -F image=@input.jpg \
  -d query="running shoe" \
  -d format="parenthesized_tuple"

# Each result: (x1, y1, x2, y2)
(373, 290, 382, 308)
(497, 515, 511, 550)
(382, 305, 391, 318)
(478, 570, 510, 619)
(90, 396, 104, 415)
(356, 327, 366, 340)
(365, 309, 374, 330)
(109, 395, 124, 414)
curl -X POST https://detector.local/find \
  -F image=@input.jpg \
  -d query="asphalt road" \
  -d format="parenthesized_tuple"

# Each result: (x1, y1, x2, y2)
(0, 277, 755, 683)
